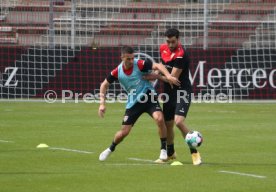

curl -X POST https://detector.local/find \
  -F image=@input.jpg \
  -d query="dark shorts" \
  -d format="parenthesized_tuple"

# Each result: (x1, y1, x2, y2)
(122, 91, 162, 125)
(163, 90, 191, 121)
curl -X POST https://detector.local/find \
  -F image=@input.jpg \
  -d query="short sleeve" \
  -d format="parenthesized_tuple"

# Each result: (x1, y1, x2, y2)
(174, 52, 190, 69)
(138, 59, 153, 72)
(106, 68, 118, 83)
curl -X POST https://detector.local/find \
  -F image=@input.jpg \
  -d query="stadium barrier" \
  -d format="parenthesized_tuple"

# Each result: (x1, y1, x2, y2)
(0, 0, 275, 100)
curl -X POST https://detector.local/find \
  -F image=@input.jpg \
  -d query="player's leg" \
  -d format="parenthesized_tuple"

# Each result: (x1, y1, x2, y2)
(174, 115, 189, 137)
(163, 94, 177, 159)
(165, 120, 176, 158)
(153, 95, 176, 163)
(99, 124, 132, 161)
(112, 124, 133, 147)
(174, 115, 201, 165)
(99, 106, 141, 161)
(146, 93, 167, 161)
(174, 91, 202, 165)
(152, 111, 166, 138)
(151, 111, 167, 160)
(174, 90, 192, 139)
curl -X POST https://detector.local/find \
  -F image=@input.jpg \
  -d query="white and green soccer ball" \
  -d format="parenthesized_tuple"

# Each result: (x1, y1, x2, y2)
(185, 131, 203, 148)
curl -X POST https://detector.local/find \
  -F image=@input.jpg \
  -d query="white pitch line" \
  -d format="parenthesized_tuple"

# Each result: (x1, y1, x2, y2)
(49, 147, 94, 154)
(0, 139, 14, 143)
(128, 157, 155, 163)
(219, 170, 266, 179)
(104, 163, 159, 166)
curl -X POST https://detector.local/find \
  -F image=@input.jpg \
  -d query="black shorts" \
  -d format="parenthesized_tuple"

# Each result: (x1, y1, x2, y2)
(122, 91, 162, 125)
(163, 90, 191, 121)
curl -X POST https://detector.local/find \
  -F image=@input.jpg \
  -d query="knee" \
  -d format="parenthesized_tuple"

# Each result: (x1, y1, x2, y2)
(174, 118, 183, 128)
(174, 114, 186, 126)
(153, 113, 165, 125)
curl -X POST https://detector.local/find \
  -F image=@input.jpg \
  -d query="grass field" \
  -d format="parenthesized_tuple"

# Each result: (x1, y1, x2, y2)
(0, 102, 276, 192)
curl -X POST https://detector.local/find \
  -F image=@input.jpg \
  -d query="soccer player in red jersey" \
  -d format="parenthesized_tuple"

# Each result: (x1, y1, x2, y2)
(146, 29, 202, 165)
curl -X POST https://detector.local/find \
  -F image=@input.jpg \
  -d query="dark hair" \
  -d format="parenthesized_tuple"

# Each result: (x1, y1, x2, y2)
(121, 46, 134, 55)
(165, 28, 180, 39)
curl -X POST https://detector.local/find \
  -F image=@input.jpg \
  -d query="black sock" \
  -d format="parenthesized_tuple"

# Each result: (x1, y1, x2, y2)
(167, 144, 175, 156)
(109, 141, 117, 152)
(190, 147, 197, 154)
(160, 138, 167, 150)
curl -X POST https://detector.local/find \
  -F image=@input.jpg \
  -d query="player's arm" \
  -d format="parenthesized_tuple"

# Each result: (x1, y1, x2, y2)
(152, 63, 180, 86)
(171, 52, 190, 79)
(142, 65, 176, 84)
(143, 64, 179, 85)
(98, 79, 110, 118)
(171, 67, 182, 79)
(140, 59, 180, 86)
(98, 68, 118, 118)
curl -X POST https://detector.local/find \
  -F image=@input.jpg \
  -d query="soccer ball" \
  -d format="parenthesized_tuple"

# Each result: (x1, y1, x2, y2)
(185, 131, 203, 148)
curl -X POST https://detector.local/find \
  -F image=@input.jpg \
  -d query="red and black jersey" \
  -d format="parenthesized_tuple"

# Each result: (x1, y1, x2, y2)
(160, 43, 192, 92)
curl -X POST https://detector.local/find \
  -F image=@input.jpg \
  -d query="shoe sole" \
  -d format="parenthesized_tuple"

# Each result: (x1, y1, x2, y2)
(193, 161, 202, 166)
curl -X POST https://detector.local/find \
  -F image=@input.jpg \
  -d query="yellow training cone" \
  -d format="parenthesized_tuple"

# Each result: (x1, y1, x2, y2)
(170, 161, 183, 166)
(36, 143, 49, 148)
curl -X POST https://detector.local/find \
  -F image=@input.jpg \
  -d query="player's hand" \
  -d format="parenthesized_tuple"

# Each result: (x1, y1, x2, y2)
(98, 104, 106, 118)
(143, 73, 160, 81)
(166, 75, 180, 88)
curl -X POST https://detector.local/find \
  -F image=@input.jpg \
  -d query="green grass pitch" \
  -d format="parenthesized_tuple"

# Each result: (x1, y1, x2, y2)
(0, 102, 276, 192)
